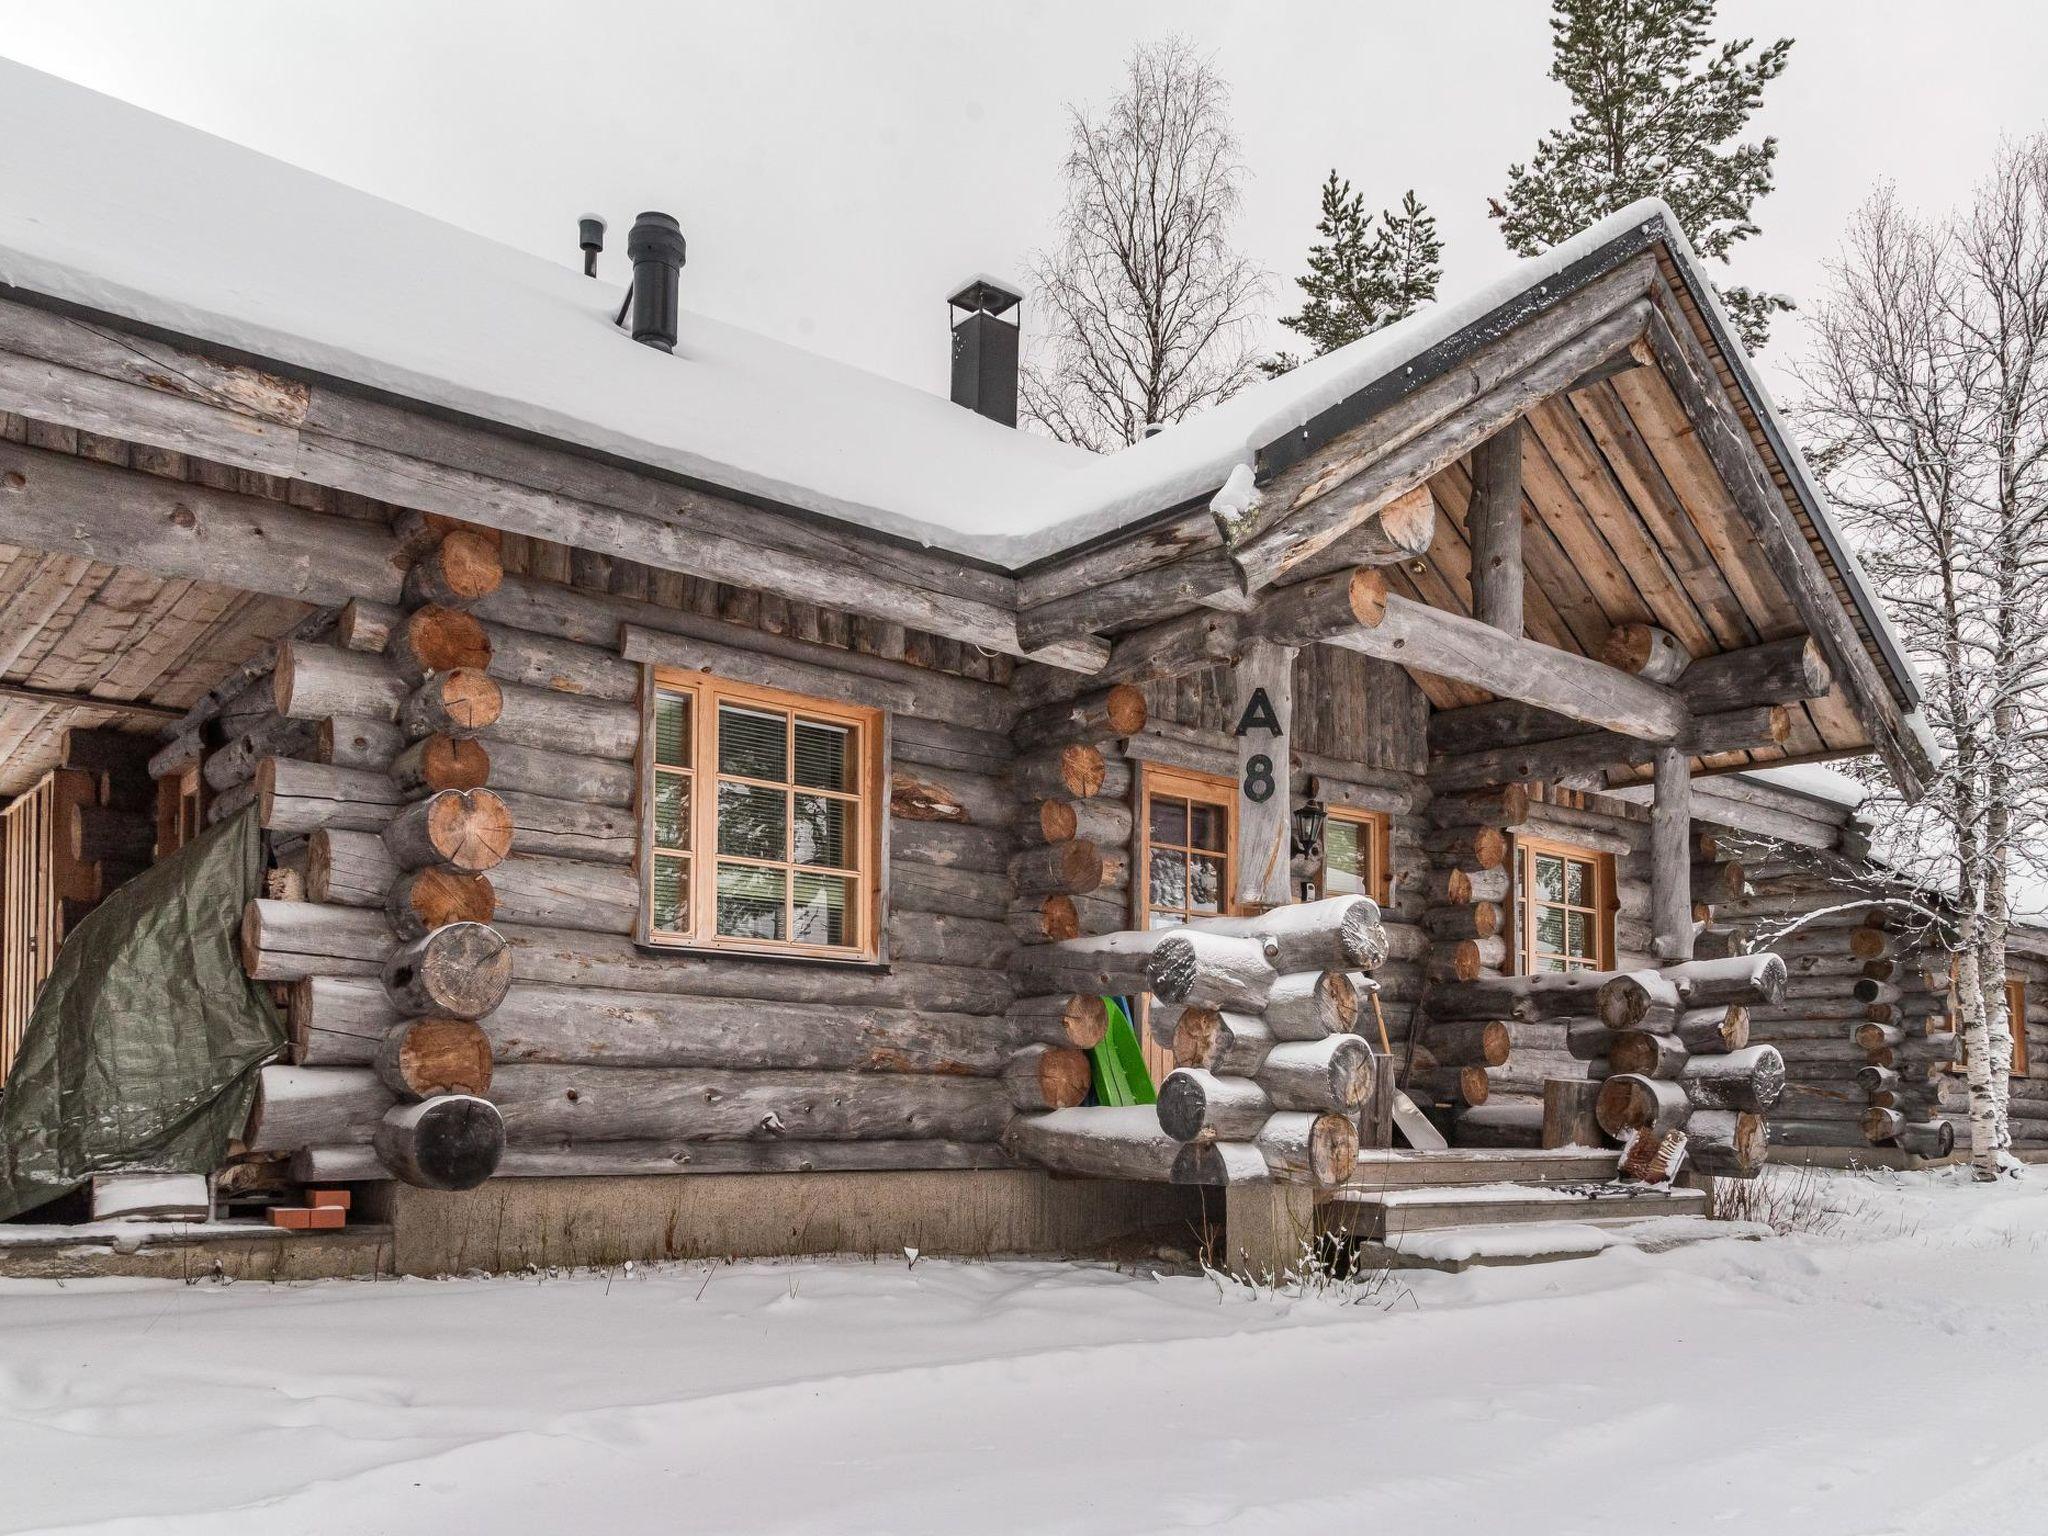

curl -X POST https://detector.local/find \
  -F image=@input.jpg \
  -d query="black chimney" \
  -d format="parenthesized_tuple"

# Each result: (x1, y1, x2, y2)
(947, 278, 1022, 426)
(578, 214, 607, 277)
(626, 212, 687, 353)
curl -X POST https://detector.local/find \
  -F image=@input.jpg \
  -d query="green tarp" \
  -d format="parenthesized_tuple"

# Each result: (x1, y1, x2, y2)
(0, 807, 283, 1221)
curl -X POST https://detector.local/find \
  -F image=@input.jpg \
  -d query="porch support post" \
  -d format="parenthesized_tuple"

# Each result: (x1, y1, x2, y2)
(1224, 1181, 1316, 1281)
(1467, 421, 1524, 636)
(1650, 743, 1695, 962)
(1233, 638, 1295, 912)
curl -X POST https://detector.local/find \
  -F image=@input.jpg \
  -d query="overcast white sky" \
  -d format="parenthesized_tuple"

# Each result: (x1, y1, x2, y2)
(2, 1, 2042, 405)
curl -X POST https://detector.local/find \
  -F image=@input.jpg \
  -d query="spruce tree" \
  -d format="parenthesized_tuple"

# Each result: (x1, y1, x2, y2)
(1493, 0, 1794, 349)
(1269, 173, 1442, 375)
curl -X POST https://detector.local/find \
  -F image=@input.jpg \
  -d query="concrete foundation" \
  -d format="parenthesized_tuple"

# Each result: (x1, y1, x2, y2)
(1224, 1183, 1317, 1280)
(0, 1222, 393, 1281)
(366, 1168, 1204, 1276)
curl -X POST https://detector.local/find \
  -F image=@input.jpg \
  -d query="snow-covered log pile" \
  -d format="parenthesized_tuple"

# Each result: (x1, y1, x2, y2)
(1581, 956, 1788, 1177)
(1422, 956, 1785, 1177)
(1003, 897, 1387, 1188)
(1700, 832, 1957, 1157)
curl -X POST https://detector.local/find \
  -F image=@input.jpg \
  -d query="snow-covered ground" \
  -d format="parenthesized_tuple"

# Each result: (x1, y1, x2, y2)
(2, 1170, 2044, 1536)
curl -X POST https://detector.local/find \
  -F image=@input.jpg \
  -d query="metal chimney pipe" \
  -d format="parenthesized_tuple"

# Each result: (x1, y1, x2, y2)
(626, 212, 686, 353)
(578, 214, 607, 278)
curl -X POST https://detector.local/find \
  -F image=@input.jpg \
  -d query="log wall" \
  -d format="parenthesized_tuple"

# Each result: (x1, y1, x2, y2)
(215, 524, 1046, 1187)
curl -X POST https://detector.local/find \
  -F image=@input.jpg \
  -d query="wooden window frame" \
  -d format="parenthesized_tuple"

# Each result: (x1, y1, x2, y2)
(1937, 974, 2030, 1075)
(639, 667, 884, 962)
(1316, 806, 1391, 906)
(1512, 833, 1615, 975)
(1136, 764, 1239, 931)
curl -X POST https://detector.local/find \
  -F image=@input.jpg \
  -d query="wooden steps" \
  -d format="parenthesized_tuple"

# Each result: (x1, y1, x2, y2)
(1339, 1146, 1622, 1190)
(1323, 1180, 1707, 1241)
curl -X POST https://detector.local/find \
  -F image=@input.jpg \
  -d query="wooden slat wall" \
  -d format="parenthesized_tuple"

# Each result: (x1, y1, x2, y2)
(1, 772, 69, 1079)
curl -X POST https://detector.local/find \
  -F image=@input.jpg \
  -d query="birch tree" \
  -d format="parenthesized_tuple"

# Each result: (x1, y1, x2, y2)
(1797, 138, 2048, 1177)
(1021, 38, 1266, 450)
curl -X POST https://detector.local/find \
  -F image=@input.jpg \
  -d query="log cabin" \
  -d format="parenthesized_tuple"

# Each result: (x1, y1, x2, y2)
(0, 60, 1960, 1273)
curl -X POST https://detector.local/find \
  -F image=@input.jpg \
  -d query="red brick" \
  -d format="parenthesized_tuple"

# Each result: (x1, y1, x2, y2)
(306, 1189, 352, 1211)
(268, 1207, 312, 1230)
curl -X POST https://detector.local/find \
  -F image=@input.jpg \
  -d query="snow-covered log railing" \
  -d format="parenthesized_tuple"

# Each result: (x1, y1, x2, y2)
(1002, 896, 1389, 1190)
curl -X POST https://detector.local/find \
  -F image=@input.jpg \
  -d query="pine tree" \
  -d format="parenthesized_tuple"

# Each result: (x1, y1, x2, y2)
(1269, 174, 1442, 375)
(1376, 191, 1444, 324)
(1493, 0, 1794, 349)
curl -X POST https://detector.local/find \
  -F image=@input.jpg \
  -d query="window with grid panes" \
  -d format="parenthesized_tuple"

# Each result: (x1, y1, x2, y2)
(1515, 837, 1612, 973)
(643, 672, 880, 959)
(1143, 768, 1233, 929)
(1318, 808, 1389, 904)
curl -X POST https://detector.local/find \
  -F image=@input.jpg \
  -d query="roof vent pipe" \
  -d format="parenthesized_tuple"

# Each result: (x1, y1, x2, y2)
(578, 214, 607, 277)
(626, 212, 687, 353)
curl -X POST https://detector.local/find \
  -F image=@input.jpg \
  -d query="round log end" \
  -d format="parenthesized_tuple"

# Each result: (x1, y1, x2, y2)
(1848, 927, 1888, 959)
(1477, 1019, 1510, 1068)
(1596, 974, 1642, 1030)
(413, 734, 492, 791)
(424, 788, 514, 872)
(1323, 971, 1360, 1033)
(1103, 684, 1148, 737)
(375, 1095, 504, 1190)
(1327, 1034, 1375, 1107)
(1442, 868, 1473, 906)
(1306, 1111, 1359, 1186)
(427, 669, 504, 734)
(1033, 1046, 1093, 1110)
(1722, 1005, 1751, 1051)
(1040, 895, 1080, 942)
(1346, 566, 1392, 625)
(1172, 1006, 1223, 1070)
(1382, 489, 1437, 557)
(1456, 1066, 1490, 1107)
(377, 1016, 494, 1099)
(1056, 742, 1107, 799)
(384, 920, 514, 1020)
(399, 604, 493, 672)
(1058, 994, 1110, 1050)
(1036, 799, 1079, 845)
(1470, 827, 1507, 870)
(390, 867, 497, 935)
(432, 529, 505, 603)
(1156, 1069, 1210, 1143)
(1595, 1074, 1652, 1136)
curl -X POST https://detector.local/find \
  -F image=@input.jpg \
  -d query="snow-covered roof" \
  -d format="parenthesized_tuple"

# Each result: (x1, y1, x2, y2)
(1734, 763, 1870, 810)
(0, 64, 1665, 562)
(0, 59, 1924, 719)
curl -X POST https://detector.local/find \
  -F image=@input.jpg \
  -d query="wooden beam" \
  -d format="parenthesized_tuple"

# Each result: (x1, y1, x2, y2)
(1234, 639, 1295, 910)
(1429, 636, 1826, 758)
(1232, 255, 1658, 567)
(1228, 297, 1654, 593)
(1325, 573, 1688, 741)
(1636, 291, 1924, 796)
(1466, 422, 1524, 635)
(0, 681, 183, 722)
(1676, 636, 1829, 714)
(1429, 705, 1790, 791)
(0, 437, 403, 607)
(1650, 745, 1696, 962)
(0, 300, 1108, 675)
